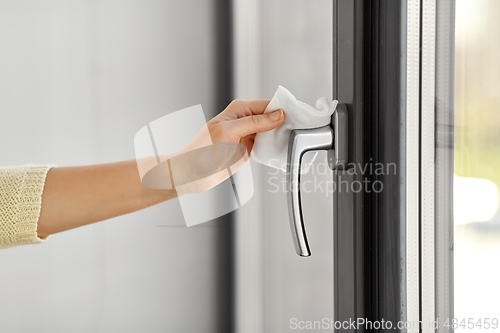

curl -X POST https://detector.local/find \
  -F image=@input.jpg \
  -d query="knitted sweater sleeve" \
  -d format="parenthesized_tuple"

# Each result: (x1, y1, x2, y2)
(0, 165, 53, 249)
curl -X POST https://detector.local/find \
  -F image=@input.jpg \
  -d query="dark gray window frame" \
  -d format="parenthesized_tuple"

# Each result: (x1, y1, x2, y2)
(333, 1, 454, 332)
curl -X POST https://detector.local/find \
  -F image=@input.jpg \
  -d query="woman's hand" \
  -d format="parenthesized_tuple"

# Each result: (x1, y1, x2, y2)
(207, 99, 284, 155)
(165, 99, 284, 193)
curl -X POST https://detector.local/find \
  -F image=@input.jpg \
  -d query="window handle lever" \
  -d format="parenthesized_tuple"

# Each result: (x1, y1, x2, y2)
(286, 104, 348, 257)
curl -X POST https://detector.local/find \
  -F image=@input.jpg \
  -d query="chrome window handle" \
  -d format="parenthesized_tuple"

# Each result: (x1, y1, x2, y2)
(287, 125, 333, 257)
(286, 104, 348, 257)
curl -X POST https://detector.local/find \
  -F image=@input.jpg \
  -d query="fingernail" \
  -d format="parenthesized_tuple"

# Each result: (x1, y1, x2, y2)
(270, 109, 282, 121)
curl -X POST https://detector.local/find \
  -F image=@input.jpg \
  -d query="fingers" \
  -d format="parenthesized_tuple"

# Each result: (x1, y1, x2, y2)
(245, 100, 271, 115)
(226, 109, 284, 138)
(219, 99, 271, 119)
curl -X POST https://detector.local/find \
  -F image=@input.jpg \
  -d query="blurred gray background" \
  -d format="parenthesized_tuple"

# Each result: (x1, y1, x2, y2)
(0, 0, 335, 332)
(0, 1, 232, 332)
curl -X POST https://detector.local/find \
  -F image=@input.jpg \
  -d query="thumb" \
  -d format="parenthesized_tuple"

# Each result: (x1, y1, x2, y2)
(226, 109, 284, 138)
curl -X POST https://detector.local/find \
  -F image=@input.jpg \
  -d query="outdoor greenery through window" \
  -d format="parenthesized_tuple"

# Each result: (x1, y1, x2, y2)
(454, 0, 500, 329)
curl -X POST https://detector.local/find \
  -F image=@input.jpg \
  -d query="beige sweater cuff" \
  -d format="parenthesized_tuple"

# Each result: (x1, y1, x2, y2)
(0, 165, 54, 249)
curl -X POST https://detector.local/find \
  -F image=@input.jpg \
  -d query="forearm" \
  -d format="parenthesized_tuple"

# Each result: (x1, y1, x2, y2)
(37, 161, 175, 237)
